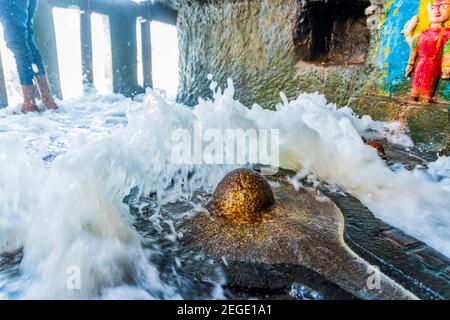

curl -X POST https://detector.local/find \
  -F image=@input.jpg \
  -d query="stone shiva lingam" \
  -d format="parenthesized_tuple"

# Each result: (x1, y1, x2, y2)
(181, 168, 418, 300)
(205, 168, 275, 224)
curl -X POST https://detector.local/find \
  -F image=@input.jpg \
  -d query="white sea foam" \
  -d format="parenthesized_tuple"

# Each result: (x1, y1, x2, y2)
(0, 81, 448, 299)
(263, 92, 449, 257)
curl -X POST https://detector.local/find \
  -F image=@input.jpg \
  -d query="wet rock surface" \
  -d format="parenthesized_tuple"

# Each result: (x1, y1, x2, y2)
(315, 139, 449, 300)
(201, 261, 357, 300)
(176, 144, 449, 300)
(286, 141, 449, 300)
(170, 0, 447, 150)
(176, 0, 371, 107)
(364, 137, 433, 168)
(2, 142, 445, 300)
(293, 0, 370, 65)
(348, 96, 449, 154)
(326, 189, 450, 300)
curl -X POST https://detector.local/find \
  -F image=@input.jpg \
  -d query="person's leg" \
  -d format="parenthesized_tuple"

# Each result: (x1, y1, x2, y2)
(27, 0, 57, 110)
(26, 0, 45, 75)
(1, 0, 38, 112)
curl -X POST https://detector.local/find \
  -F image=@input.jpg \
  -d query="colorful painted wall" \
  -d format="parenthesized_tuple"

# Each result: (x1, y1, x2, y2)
(375, 0, 450, 101)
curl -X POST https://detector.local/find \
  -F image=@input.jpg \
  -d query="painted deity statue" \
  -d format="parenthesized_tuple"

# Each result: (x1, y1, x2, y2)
(403, 0, 450, 103)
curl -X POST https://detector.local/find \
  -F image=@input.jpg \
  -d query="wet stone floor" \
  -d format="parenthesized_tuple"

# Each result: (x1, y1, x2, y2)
(0, 140, 448, 300)
(123, 140, 449, 300)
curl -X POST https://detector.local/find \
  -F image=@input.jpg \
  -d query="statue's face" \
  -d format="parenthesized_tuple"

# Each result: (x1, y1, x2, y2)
(429, 1, 450, 24)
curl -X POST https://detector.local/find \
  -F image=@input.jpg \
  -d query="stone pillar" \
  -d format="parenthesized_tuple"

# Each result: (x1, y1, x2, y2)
(141, 20, 153, 89)
(80, 11, 94, 91)
(0, 50, 7, 108)
(34, 0, 62, 99)
(109, 12, 143, 97)
(149, 2, 178, 25)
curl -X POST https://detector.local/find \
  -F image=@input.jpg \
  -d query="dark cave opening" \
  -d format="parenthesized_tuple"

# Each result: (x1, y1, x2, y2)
(294, 0, 371, 66)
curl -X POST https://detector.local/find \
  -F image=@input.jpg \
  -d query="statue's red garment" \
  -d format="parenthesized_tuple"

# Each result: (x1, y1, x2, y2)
(411, 27, 450, 99)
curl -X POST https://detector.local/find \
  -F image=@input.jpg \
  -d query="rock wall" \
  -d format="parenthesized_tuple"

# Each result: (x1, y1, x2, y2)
(176, 0, 373, 108)
(170, 0, 448, 152)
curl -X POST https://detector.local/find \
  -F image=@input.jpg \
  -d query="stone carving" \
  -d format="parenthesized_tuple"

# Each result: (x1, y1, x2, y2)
(404, 0, 450, 103)
(182, 168, 418, 300)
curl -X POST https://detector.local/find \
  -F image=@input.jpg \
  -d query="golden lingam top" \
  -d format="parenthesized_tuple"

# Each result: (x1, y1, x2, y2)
(206, 168, 275, 224)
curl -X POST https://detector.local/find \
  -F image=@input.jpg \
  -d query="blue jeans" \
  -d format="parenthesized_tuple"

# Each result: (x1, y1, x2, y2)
(0, 0, 46, 85)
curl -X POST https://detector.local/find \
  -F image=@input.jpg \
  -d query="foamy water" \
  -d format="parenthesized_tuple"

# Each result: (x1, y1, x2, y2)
(0, 81, 448, 299)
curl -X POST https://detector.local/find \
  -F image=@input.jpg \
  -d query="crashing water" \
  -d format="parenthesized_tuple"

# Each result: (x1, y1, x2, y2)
(0, 80, 449, 299)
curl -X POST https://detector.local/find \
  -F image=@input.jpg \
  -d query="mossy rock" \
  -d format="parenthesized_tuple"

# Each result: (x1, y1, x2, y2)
(406, 106, 448, 150)
(348, 96, 449, 153)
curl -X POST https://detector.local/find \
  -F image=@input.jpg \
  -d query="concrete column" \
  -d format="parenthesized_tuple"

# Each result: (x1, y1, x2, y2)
(141, 20, 153, 89)
(34, 0, 62, 99)
(0, 50, 7, 108)
(148, 2, 178, 25)
(109, 12, 143, 97)
(80, 11, 94, 90)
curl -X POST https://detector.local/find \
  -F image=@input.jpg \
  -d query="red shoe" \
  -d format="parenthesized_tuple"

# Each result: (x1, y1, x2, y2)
(21, 85, 39, 113)
(42, 96, 58, 110)
(21, 101, 39, 113)
(36, 75, 58, 110)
